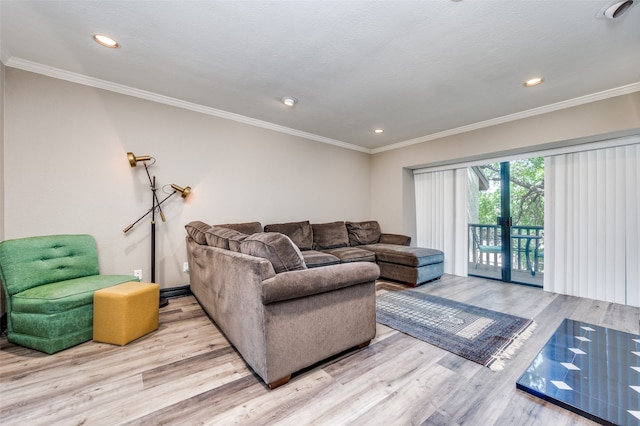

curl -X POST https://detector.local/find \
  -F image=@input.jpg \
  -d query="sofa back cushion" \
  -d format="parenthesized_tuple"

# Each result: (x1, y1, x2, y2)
(185, 221, 212, 245)
(311, 221, 349, 250)
(215, 221, 263, 235)
(346, 221, 381, 246)
(264, 221, 313, 251)
(205, 227, 248, 251)
(0, 234, 100, 296)
(240, 233, 307, 273)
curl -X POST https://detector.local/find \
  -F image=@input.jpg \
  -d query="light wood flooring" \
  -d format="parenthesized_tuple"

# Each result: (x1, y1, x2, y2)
(1, 274, 639, 425)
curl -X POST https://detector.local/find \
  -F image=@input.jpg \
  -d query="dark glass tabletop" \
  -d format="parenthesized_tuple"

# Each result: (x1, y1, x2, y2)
(516, 318, 640, 425)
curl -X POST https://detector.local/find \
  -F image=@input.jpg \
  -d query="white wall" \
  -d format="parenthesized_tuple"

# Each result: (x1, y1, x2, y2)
(371, 92, 640, 240)
(4, 66, 640, 294)
(4, 68, 372, 288)
(1, 62, 5, 315)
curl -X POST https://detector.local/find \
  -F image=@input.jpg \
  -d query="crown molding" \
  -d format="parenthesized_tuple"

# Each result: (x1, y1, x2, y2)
(0, 47, 12, 65)
(6, 57, 639, 157)
(5, 57, 371, 154)
(371, 81, 640, 154)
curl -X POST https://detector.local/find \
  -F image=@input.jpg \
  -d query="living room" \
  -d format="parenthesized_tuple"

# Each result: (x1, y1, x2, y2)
(1, 1, 640, 424)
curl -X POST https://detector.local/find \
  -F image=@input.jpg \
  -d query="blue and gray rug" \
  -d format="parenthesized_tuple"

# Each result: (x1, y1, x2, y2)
(376, 290, 535, 370)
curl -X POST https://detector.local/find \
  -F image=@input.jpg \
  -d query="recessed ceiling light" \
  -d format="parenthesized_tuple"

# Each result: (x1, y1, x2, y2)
(602, 0, 634, 19)
(523, 77, 544, 87)
(92, 34, 119, 48)
(374, 129, 384, 134)
(281, 97, 298, 107)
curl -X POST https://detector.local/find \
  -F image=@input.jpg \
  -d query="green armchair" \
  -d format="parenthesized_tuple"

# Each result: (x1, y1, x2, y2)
(0, 234, 138, 354)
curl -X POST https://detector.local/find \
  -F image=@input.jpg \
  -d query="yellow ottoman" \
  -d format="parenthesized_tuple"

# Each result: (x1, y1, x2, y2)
(93, 281, 160, 345)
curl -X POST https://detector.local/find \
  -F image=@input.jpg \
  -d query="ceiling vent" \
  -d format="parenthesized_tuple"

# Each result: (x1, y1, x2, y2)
(597, 0, 635, 19)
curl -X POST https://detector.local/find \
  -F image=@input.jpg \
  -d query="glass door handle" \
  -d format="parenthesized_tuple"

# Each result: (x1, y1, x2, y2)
(497, 217, 513, 227)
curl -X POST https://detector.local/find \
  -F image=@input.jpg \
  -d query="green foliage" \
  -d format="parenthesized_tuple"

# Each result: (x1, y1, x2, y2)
(477, 157, 544, 226)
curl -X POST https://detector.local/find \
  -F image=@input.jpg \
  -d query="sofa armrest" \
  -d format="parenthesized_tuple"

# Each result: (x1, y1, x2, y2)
(261, 262, 379, 304)
(379, 233, 411, 246)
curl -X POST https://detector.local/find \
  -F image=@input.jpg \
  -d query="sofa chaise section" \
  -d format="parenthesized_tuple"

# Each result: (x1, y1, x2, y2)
(360, 244, 444, 286)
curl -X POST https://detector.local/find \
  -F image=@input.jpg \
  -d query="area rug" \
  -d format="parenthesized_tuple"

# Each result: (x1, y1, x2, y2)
(376, 290, 536, 370)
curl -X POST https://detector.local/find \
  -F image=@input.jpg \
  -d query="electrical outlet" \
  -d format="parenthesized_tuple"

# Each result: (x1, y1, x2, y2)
(183, 262, 189, 273)
(134, 269, 142, 280)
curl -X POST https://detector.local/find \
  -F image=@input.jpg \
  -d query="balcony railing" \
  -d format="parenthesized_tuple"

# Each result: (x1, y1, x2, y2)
(469, 224, 544, 276)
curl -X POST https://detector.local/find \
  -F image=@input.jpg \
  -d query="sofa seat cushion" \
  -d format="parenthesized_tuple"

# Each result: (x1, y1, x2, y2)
(323, 247, 376, 263)
(205, 226, 248, 251)
(346, 221, 381, 246)
(240, 233, 307, 273)
(264, 221, 313, 251)
(361, 244, 444, 267)
(312, 221, 349, 250)
(301, 250, 340, 268)
(11, 275, 138, 314)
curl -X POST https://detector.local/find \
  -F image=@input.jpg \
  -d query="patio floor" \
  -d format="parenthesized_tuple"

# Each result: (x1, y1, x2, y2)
(468, 262, 544, 287)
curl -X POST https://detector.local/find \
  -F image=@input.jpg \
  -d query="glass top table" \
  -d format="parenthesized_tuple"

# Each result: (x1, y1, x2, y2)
(516, 318, 640, 425)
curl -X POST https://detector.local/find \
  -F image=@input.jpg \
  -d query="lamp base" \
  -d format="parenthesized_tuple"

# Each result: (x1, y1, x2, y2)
(159, 297, 169, 308)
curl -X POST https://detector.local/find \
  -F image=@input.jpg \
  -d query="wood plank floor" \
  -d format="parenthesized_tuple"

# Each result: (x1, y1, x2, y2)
(1, 274, 638, 425)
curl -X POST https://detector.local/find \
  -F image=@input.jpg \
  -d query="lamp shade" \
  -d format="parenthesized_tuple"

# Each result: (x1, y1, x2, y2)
(171, 184, 191, 199)
(127, 152, 152, 167)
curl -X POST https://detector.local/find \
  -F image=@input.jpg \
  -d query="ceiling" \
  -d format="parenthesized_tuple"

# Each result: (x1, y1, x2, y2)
(1, 1, 639, 153)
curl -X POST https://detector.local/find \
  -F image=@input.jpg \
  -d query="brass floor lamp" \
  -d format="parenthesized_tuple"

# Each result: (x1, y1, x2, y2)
(123, 152, 191, 307)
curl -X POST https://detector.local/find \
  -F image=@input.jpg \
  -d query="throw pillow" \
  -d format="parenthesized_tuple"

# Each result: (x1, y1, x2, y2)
(215, 221, 263, 235)
(311, 221, 349, 250)
(205, 226, 248, 250)
(185, 221, 211, 245)
(346, 221, 381, 246)
(228, 233, 248, 252)
(264, 221, 313, 251)
(240, 232, 307, 273)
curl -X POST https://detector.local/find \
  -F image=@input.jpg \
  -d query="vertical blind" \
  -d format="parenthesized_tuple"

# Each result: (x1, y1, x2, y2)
(413, 136, 638, 307)
(544, 143, 639, 307)
(414, 169, 468, 276)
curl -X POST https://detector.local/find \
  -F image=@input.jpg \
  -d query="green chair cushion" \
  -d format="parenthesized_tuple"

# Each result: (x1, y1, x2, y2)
(0, 234, 100, 296)
(12, 275, 137, 314)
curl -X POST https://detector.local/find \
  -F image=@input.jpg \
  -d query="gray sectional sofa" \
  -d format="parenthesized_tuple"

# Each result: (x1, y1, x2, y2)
(264, 220, 444, 286)
(184, 219, 444, 388)
(185, 220, 379, 389)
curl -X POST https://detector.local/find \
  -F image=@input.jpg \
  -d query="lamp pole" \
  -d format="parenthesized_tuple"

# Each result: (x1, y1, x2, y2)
(149, 174, 169, 307)
(151, 175, 157, 284)
(123, 152, 190, 309)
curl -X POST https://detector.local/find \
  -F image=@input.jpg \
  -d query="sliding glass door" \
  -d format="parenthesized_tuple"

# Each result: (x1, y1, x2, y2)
(468, 158, 544, 286)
